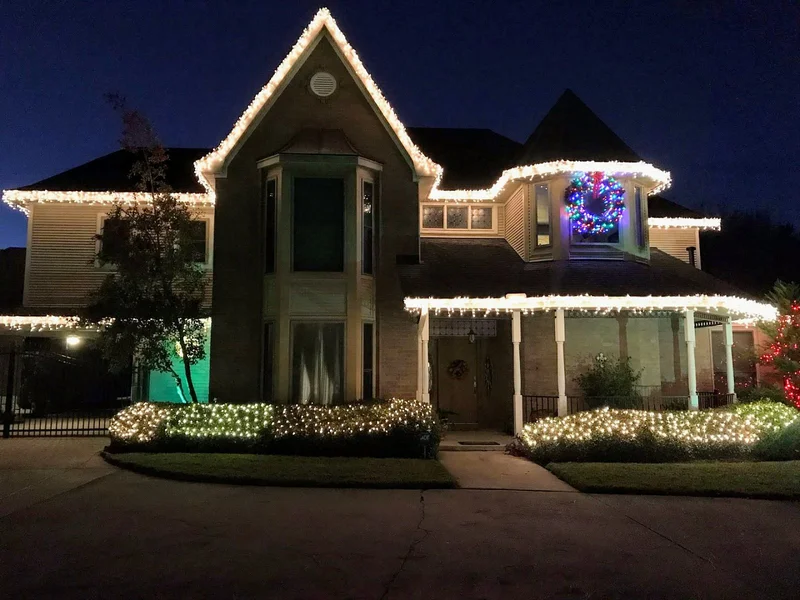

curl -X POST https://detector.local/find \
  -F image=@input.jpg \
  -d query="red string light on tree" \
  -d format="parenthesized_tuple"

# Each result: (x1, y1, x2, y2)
(760, 301, 800, 408)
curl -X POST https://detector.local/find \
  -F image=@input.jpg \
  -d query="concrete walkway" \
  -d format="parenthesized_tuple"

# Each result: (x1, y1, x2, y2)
(0, 438, 113, 518)
(440, 451, 577, 491)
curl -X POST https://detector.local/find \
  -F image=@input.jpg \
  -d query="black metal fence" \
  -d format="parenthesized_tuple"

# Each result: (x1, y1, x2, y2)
(523, 391, 737, 423)
(1, 349, 131, 438)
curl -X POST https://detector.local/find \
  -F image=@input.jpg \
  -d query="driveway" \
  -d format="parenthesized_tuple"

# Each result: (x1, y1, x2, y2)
(1, 440, 800, 598)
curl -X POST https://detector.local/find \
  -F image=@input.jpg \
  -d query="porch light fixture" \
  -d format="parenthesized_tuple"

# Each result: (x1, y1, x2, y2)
(467, 328, 476, 344)
(65, 335, 81, 348)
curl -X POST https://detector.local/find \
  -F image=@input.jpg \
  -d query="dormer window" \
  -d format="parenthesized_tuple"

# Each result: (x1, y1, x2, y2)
(566, 172, 625, 246)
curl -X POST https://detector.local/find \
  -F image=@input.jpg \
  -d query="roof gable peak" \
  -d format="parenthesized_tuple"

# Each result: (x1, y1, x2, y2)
(518, 88, 641, 165)
(194, 7, 439, 195)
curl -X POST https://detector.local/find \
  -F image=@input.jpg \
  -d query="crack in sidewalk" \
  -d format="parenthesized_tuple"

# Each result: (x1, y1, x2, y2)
(379, 490, 430, 600)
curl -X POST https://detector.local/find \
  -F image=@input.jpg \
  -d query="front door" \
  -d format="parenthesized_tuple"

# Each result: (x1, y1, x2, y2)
(435, 337, 478, 428)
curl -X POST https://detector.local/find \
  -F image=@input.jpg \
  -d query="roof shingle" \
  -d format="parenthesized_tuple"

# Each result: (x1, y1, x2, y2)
(399, 238, 745, 298)
(19, 148, 210, 193)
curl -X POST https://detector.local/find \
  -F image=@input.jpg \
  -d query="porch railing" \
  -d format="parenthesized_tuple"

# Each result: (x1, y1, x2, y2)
(522, 392, 737, 423)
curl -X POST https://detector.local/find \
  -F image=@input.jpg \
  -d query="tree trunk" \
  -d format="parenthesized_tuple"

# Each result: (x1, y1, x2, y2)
(181, 351, 199, 404)
(175, 321, 199, 404)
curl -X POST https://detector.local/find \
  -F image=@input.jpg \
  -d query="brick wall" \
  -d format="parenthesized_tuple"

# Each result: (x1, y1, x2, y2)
(520, 313, 713, 396)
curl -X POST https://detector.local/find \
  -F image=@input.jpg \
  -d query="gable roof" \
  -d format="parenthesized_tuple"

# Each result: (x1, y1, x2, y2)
(399, 238, 747, 298)
(407, 128, 522, 189)
(517, 89, 642, 165)
(18, 148, 209, 193)
(194, 8, 440, 194)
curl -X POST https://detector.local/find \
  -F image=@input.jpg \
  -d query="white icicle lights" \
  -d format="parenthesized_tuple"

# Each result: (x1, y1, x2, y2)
(404, 294, 777, 323)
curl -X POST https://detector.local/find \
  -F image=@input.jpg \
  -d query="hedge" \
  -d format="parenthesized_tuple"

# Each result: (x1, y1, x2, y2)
(511, 400, 799, 464)
(108, 399, 440, 458)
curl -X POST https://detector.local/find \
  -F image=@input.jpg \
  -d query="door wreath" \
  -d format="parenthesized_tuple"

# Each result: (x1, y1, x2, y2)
(447, 359, 469, 380)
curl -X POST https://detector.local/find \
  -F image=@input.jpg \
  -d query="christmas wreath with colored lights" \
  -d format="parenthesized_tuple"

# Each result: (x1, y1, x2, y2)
(564, 172, 626, 235)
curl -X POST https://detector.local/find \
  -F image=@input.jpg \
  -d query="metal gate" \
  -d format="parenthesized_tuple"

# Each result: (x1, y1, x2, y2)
(1, 350, 131, 438)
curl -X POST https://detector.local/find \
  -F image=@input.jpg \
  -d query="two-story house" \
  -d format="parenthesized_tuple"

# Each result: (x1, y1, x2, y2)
(1, 8, 774, 434)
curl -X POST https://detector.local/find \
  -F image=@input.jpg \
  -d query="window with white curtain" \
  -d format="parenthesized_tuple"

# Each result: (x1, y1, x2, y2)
(290, 322, 345, 405)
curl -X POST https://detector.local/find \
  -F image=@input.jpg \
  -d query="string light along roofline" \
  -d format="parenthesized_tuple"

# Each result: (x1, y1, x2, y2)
(192, 8, 671, 203)
(2, 190, 213, 216)
(404, 294, 777, 323)
(427, 161, 672, 203)
(0, 315, 210, 333)
(0, 315, 96, 332)
(193, 7, 441, 198)
(648, 217, 721, 230)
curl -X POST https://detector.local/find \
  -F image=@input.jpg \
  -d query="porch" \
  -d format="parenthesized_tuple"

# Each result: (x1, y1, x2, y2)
(408, 294, 771, 434)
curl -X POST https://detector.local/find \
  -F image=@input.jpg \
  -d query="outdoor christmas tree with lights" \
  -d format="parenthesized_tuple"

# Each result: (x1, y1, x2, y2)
(761, 284, 800, 408)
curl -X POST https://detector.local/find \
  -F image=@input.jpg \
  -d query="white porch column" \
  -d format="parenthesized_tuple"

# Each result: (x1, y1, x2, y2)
(512, 309, 523, 434)
(415, 330, 422, 402)
(685, 309, 698, 410)
(420, 308, 430, 403)
(724, 317, 737, 402)
(555, 308, 567, 417)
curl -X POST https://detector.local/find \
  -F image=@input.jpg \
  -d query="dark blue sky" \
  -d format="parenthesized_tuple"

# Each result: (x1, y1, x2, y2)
(1, 0, 798, 248)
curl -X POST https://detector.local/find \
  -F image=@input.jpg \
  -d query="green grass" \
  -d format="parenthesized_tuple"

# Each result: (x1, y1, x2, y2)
(103, 452, 456, 489)
(548, 461, 800, 499)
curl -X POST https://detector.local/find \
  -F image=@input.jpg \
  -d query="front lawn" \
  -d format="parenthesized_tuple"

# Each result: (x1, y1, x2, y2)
(103, 452, 456, 489)
(548, 461, 800, 499)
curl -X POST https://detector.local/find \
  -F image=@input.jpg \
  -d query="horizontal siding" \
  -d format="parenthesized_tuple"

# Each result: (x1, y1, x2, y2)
(649, 227, 700, 267)
(504, 185, 526, 259)
(25, 203, 214, 310)
(497, 205, 506, 236)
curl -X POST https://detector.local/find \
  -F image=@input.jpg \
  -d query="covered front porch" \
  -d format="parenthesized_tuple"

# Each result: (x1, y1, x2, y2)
(407, 294, 775, 434)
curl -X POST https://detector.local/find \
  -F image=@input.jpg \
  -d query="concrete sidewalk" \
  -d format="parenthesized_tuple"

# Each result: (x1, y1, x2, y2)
(440, 451, 577, 491)
(0, 438, 113, 518)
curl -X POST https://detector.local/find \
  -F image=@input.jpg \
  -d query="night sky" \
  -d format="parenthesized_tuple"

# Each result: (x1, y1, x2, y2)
(1, 0, 798, 248)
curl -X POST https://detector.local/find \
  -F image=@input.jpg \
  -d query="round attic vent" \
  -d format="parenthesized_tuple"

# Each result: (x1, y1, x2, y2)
(309, 71, 337, 97)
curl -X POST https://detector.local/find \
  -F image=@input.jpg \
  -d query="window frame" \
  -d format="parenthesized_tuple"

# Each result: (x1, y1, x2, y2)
(420, 203, 497, 234)
(362, 321, 375, 401)
(262, 321, 275, 402)
(634, 185, 645, 249)
(263, 174, 277, 274)
(186, 218, 211, 265)
(288, 319, 347, 405)
(361, 177, 375, 275)
(291, 176, 346, 273)
(95, 214, 128, 268)
(96, 213, 212, 268)
(531, 183, 552, 250)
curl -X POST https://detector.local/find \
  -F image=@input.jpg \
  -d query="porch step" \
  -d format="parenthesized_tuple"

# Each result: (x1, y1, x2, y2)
(439, 443, 507, 452)
(439, 432, 513, 452)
